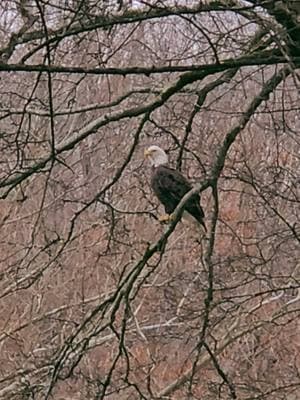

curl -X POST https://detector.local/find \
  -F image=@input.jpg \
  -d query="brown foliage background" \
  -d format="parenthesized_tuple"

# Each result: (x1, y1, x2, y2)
(0, 1, 299, 399)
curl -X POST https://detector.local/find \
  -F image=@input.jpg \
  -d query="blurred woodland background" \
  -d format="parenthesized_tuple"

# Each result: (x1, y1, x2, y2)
(0, 0, 299, 399)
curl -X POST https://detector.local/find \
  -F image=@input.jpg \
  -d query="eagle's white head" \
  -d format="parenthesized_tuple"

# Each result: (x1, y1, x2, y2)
(144, 145, 168, 167)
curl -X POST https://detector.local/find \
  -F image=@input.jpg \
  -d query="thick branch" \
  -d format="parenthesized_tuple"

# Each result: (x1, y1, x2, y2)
(0, 52, 298, 76)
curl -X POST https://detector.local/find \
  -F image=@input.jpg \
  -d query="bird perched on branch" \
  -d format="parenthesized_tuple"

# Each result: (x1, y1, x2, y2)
(144, 145, 206, 232)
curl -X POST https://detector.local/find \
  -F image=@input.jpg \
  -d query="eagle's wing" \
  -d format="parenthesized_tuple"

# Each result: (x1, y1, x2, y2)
(152, 166, 193, 213)
(152, 165, 205, 229)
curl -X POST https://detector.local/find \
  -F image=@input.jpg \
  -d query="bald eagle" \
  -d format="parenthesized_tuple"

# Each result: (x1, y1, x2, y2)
(144, 145, 206, 232)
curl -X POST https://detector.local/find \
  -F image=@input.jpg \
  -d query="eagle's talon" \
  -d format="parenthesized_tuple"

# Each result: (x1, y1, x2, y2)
(168, 213, 175, 221)
(158, 213, 175, 223)
(158, 214, 171, 223)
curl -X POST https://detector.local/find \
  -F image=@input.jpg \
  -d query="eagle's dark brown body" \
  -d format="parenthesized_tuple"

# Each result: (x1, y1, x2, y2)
(151, 165, 206, 231)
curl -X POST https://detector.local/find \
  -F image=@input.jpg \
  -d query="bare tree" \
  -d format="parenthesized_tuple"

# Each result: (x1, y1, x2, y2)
(0, 1, 299, 399)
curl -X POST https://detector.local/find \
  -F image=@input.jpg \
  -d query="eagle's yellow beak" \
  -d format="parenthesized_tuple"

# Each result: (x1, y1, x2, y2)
(144, 148, 151, 158)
